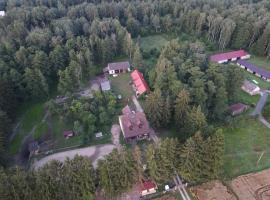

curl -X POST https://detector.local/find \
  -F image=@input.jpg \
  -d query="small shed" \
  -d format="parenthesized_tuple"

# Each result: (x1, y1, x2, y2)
(100, 80, 111, 91)
(63, 130, 74, 139)
(95, 132, 103, 138)
(0, 11, 5, 17)
(28, 141, 39, 155)
(229, 103, 248, 116)
(241, 80, 260, 96)
(141, 180, 158, 197)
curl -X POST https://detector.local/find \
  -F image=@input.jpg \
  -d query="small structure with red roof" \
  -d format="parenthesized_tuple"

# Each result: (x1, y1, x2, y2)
(131, 69, 149, 96)
(63, 130, 74, 139)
(210, 50, 250, 64)
(229, 103, 248, 116)
(141, 180, 158, 197)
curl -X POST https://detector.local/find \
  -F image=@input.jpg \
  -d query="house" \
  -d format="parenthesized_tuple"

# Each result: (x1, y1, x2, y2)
(28, 141, 39, 156)
(131, 69, 150, 96)
(119, 106, 151, 142)
(210, 50, 250, 64)
(237, 60, 270, 82)
(104, 61, 131, 75)
(229, 103, 248, 116)
(0, 11, 5, 17)
(241, 80, 260, 96)
(141, 180, 158, 197)
(63, 130, 74, 139)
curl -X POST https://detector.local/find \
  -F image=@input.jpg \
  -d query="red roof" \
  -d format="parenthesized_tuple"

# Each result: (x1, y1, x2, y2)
(63, 130, 74, 137)
(210, 50, 248, 62)
(229, 103, 248, 113)
(131, 70, 149, 95)
(141, 181, 157, 191)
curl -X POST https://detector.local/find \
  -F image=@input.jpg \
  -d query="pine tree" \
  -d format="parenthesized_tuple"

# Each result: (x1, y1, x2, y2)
(132, 43, 143, 69)
(174, 89, 190, 127)
(23, 67, 48, 100)
(132, 145, 144, 182)
(144, 90, 165, 128)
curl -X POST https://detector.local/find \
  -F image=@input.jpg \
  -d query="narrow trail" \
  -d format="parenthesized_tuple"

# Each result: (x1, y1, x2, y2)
(9, 118, 23, 142)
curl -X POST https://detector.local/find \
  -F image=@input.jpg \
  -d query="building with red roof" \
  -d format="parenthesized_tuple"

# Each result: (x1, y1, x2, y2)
(131, 69, 149, 96)
(210, 50, 250, 64)
(229, 103, 248, 116)
(141, 180, 157, 197)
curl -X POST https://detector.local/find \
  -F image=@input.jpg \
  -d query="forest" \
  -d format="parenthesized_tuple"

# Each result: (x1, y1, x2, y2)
(0, 0, 270, 199)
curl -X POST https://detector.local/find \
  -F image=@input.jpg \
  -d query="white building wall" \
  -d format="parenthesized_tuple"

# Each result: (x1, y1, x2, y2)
(109, 70, 115, 75)
(241, 54, 251, 59)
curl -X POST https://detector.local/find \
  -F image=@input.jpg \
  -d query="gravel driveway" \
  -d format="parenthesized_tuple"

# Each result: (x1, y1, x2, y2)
(33, 144, 116, 169)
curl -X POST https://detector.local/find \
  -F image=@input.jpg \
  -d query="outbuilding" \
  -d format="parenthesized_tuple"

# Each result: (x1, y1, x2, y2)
(104, 61, 131, 75)
(141, 180, 158, 197)
(63, 130, 74, 139)
(210, 50, 250, 64)
(229, 103, 248, 116)
(237, 60, 270, 82)
(241, 80, 260, 96)
(0, 11, 5, 17)
(131, 69, 150, 96)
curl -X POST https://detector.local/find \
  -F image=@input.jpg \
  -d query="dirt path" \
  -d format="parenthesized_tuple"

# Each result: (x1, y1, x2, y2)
(9, 118, 23, 142)
(132, 95, 144, 112)
(33, 144, 116, 169)
(251, 91, 269, 116)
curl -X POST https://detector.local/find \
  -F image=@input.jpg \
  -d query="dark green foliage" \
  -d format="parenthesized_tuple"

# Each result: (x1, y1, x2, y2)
(97, 148, 136, 198)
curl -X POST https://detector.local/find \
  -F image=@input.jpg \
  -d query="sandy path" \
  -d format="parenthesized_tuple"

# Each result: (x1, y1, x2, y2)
(33, 144, 116, 169)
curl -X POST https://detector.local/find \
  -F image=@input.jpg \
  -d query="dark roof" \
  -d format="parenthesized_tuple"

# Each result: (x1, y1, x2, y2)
(210, 50, 248, 62)
(28, 141, 39, 152)
(119, 112, 150, 138)
(131, 70, 150, 95)
(237, 60, 270, 79)
(63, 130, 74, 137)
(107, 61, 130, 70)
(229, 103, 247, 113)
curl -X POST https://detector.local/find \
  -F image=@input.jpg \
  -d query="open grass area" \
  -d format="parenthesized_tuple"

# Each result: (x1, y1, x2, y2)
(234, 89, 260, 106)
(8, 102, 46, 155)
(223, 116, 270, 178)
(140, 34, 171, 53)
(110, 73, 134, 100)
(250, 56, 270, 71)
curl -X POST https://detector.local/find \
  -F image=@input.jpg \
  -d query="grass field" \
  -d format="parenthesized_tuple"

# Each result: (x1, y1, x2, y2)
(110, 73, 134, 100)
(241, 69, 270, 89)
(223, 116, 270, 178)
(250, 56, 270, 71)
(140, 34, 171, 53)
(8, 102, 46, 155)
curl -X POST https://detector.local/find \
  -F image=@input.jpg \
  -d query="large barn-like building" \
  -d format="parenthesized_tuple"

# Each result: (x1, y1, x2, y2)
(237, 60, 270, 82)
(131, 69, 149, 96)
(210, 50, 250, 64)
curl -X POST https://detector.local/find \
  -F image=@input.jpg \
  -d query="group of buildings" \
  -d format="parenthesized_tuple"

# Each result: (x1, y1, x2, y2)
(210, 49, 269, 116)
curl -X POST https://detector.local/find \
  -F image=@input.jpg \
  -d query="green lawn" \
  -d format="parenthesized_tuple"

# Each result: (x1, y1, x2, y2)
(250, 56, 270, 71)
(234, 89, 260, 106)
(8, 102, 46, 155)
(110, 73, 134, 100)
(140, 34, 170, 53)
(223, 116, 270, 178)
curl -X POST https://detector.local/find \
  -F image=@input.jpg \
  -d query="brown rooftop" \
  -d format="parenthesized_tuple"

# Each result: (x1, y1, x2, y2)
(107, 61, 130, 71)
(119, 112, 150, 139)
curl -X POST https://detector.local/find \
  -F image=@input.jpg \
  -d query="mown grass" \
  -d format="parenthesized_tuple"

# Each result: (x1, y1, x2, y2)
(223, 116, 270, 178)
(250, 56, 270, 71)
(110, 73, 134, 100)
(33, 122, 49, 140)
(140, 34, 170, 53)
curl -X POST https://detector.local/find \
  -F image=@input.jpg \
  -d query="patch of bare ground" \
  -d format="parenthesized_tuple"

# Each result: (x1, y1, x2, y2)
(230, 168, 270, 200)
(191, 180, 237, 200)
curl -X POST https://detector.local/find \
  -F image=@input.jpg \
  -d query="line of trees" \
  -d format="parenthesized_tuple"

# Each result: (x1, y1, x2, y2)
(0, 130, 224, 199)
